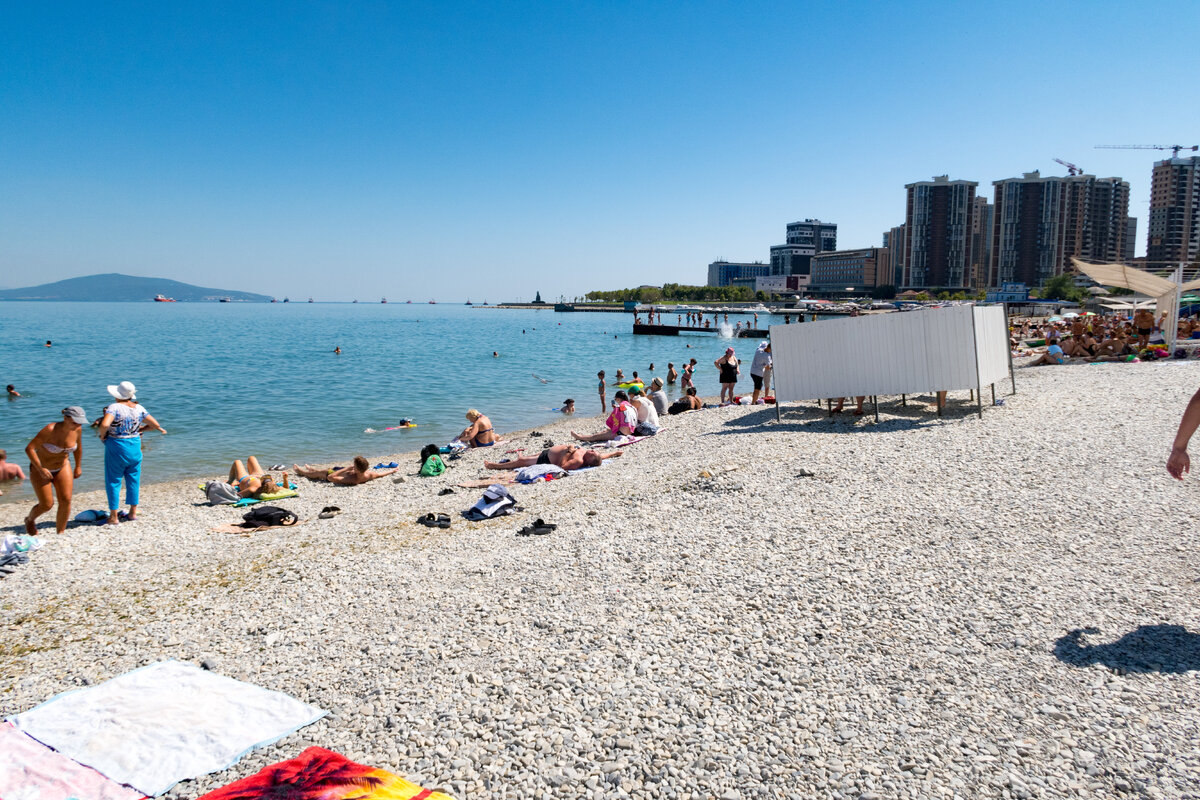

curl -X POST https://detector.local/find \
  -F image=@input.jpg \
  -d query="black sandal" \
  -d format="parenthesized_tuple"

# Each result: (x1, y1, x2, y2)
(517, 518, 557, 536)
(417, 513, 438, 527)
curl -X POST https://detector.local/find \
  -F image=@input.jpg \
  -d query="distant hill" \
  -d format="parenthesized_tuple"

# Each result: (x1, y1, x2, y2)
(0, 273, 273, 302)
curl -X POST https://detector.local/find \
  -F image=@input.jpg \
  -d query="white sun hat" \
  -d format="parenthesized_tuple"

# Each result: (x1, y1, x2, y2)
(107, 380, 137, 401)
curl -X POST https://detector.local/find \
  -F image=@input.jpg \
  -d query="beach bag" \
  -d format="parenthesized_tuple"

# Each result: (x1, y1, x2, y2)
(205, 480, 240, 505)
(419, 454, 446, 477)
(241, 505, 297, 528)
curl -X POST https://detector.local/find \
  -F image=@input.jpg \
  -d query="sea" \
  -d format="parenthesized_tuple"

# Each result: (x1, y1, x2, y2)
(0, 301, 813, 504)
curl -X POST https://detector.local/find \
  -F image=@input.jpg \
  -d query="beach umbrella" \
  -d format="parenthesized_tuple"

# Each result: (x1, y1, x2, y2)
(1063, 312, 1079, 318)
(1048, 315, 1063, 322)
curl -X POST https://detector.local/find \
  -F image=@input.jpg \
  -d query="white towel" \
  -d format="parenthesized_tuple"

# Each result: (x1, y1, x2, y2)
(8, 660, 326, 796)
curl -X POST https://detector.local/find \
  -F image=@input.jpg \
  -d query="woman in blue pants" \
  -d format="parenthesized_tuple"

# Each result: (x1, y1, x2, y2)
(97, 381, 166, 525)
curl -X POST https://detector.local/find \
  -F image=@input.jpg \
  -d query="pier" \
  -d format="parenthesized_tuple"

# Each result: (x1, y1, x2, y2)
(632, 323, 770, 338)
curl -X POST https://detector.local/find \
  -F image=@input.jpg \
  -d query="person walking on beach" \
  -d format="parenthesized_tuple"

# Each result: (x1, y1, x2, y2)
(715, 347, 740, 404)
(597, 370, 607, 412)
(97, 381, 166, 525)
(1167, 386, 1200, 479)
(23, 407, 87, 533)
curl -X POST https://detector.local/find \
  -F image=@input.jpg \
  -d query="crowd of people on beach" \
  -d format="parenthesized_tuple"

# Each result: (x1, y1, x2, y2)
(1016, 309, 1198, 366)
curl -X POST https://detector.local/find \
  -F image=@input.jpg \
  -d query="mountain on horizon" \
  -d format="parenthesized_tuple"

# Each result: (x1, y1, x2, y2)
(0, 273, 273, 302)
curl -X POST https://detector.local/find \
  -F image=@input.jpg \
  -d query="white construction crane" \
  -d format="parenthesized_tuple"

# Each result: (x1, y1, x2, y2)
(1096, 144, 1199, 158)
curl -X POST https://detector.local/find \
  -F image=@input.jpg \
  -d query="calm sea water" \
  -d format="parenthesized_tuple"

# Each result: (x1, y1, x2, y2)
(0, 301, 809, 504)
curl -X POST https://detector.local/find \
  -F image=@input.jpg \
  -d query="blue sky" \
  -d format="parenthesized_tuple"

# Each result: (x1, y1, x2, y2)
(2, 1, 1196, 301)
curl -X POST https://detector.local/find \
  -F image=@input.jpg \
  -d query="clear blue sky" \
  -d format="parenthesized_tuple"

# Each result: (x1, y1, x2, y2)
(2, 1, 1196, 301)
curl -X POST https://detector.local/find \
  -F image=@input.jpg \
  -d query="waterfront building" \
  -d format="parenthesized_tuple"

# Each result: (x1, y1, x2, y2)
(969, 197, 994, 289)
(1147, 156, 1200, 266)
(810, 247, 891, 294)
(769, 219, 837, 281)
(884, 224, 906, 287)
(991, 171, 1131, 287)
(707, 261, 771, 288)
(903, 176, 977, 289)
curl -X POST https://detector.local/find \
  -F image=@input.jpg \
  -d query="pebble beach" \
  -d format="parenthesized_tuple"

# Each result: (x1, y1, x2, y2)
(3, 360, 1200, 799)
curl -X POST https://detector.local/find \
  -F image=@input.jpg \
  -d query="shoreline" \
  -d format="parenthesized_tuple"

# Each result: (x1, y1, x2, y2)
(3, 362, 1200, 798)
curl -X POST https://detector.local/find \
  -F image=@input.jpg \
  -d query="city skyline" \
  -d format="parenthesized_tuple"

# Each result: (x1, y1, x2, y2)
(2, 2, 1197, 301)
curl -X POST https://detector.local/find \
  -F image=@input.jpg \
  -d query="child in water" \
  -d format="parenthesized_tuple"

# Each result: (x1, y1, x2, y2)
(561, 399, 575, 414)
(597, 371, 606, 413)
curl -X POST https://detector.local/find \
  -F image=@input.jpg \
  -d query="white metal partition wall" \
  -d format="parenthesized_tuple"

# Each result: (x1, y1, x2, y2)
(770, 305, 1012, 416)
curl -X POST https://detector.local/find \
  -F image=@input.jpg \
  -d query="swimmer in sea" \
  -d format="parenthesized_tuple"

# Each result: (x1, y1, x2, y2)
(334, 346, 341, 354)
(561, 398, 575, 414)
(493, 351, 499, 357)
(7, 384, 19, 398)
(45, 340, 52, 347)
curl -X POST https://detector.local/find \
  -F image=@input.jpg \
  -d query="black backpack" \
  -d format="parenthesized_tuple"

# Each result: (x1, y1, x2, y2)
(241, 505, 297, 528)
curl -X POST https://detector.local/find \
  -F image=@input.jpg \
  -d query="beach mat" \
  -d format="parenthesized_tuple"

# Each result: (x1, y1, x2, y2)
(7, 660, 326, 797)
(0, 721, 146, 800)
(457, 476, 516, 489)
(196, 746, 454, 800)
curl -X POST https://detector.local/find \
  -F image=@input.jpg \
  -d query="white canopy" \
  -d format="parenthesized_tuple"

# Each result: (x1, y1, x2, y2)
(1071, 258, 1180, 349)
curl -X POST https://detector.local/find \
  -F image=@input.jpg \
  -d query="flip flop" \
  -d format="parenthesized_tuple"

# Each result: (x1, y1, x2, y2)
(438, 488, 455, 495)
(417, 513, 439, 527)
(318, 506, 342, 519)
(436, 513, 451, 529)
(517, 518, 557, 536)
(270, 464, 286, 471)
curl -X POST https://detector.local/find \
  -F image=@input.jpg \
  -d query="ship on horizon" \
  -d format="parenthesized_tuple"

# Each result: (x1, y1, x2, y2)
(153, 294, 176, 302)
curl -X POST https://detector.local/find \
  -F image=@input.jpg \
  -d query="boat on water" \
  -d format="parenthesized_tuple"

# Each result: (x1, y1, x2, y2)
(218, 297, 231, 303)
(308, 297, 313, 303)
(153, 294, 176, 302)
(381, 297, 387, 304)
(406, 300, 412, 304)
(428, 300, 436, 304)
(465, 299, 473, 305)
(352, 300, 358, 304)
(283, 297, 290, 303)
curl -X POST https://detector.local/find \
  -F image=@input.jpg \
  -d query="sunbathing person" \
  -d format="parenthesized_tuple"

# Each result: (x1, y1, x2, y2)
(572, 390, 637, 442)
(458, 409, 497, 448)
(228, 456, 289, 498)
(293, 455, 398, 485)
(485, 443, 622, 471)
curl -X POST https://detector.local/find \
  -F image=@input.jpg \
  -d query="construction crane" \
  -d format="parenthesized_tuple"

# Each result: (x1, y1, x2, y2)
(1053, 157, 1082, 176)
(1096, 144, 1199, 158)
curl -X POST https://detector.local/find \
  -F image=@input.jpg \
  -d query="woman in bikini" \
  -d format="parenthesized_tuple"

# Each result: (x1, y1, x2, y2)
(24, 406, 88, 534)
(227, 456, 289, 499)
(459, 409, 497, 448)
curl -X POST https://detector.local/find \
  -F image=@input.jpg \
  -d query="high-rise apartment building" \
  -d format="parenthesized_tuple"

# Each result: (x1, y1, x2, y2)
(1124, 217, 1137, 262)
(769, 219, 837, 282)
(1147, 156, 1200, 266)
(969, 197, 994, 289)
(903, 176, 977, 288)
(992, 171, 1131, 287)
(1062, 175, 1131, 264)
(884, 225, 906, 287)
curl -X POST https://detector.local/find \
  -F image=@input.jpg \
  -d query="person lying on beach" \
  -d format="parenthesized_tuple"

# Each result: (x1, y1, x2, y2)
(293, 455, 399, 485)
(228, 456, 289, 499)
(458, 409, 497, 448)
(484, 443, 622, 471)
(572, 391, 637, 442)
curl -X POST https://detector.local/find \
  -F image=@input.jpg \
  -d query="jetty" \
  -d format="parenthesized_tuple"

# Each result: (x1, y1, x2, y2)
(632, 323, 769, 338)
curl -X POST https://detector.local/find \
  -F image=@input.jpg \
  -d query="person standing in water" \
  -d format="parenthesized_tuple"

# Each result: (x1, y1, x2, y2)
(597, 370, 607, 412)
(23, 407, 87, 533)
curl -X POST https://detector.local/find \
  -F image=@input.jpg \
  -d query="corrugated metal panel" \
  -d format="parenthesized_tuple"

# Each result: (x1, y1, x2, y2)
(973, 306, 1010, 387)
(771, 306, 1010, 403)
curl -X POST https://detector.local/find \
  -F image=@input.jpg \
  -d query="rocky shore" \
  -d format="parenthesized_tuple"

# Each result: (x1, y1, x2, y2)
(3, 361, 1200, 798)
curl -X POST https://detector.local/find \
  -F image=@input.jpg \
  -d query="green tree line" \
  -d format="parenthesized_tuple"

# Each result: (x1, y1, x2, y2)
(584, 284, 755, 303)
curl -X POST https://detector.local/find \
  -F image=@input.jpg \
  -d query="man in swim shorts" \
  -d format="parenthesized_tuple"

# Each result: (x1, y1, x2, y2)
(293, 455, 399, 485)
(485, 444, 622, 471)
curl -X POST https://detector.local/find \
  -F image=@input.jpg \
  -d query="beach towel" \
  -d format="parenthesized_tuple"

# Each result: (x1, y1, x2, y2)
(456, 476, 516, 489)
(233, 486, 299, 507)
(514, 464, 566, 483)
(0, 722, 146, 800)
(196, 747, 453, 799)
(600, 435, 648, 448)
(210, 519, 307, 535)
(7, 660, 326, 797)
